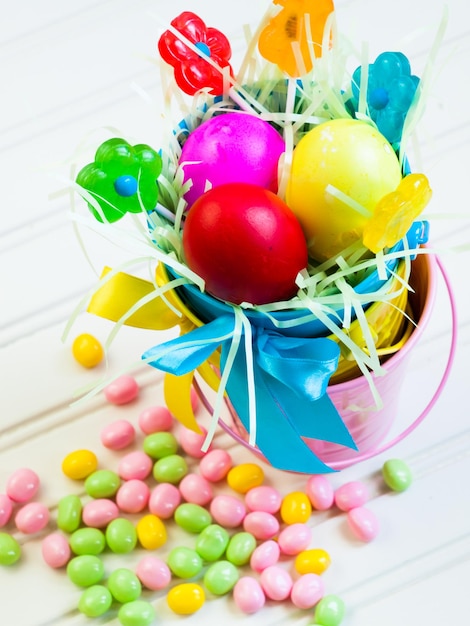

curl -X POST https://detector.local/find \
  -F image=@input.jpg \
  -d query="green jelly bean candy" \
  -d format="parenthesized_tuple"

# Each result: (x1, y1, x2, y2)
(67, 554, 104, 587)
(203, 560, 239, 595)
(106, 518, 137, 554)
(57, 494, 82, 533)
(174, 503, 212, 534)
(225, 532, 257, 566)
(0, 532, 21, 566)
(143, 432, 178, 459)
(108, 568, 142, 603)
(85, 469, 121, 498)
(78, 584, 112, 617)
(382, 459, 413, 492)
(70, 527, 106, 556)
(195, 524, 230, 561)
(153, 454, 188, 484)
(118, 600, 155, 626)
(314, 594, 345, 626)
(167, 546, 203, 579)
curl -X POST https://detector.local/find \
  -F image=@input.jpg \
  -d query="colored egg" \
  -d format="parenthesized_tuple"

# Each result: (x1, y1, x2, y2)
(72, 333, 104, 368)
(174, 503, 212, 534)
(136, 514, 167, 550)
(118, 451, 153, 481)
(210, 494, 246, 528)
(225, 531, 257, 566)
(143, 432, 178, 459)
(100, 419, 135, 450)
(136, 556, 171, 590)
(291, 573, 325, 610)
(179, 425, 209, 458)
(182, 182, 308, 305)
(69, 528, 106, 556)
(195, 524, 230, 562)
(0, 532, 21, 566)
(0, 494, 13, 528)
(118, 600, 155, 626)
(347, 507, 379, 542)
(78, 585, 112, 618)
(15, 502, 50, 534)
(334, 481, 369, 512)
(82, 498, 119, 528)
(67, 555, 105, 587)
(116, 480, 150, 514)
(152, 454, 188, 484)
(286, 118, 402, 261)
(62, 449, 98, 480)
(243, 511, 279, 540)
(42, 532, 71, 568)
(382, 458, 413, 492)
(6, 468, 40, 503)
(179, 473, 213, 506)
(105, 518, 137, 553)
(314, 594, 346, 626)
(199, 449, 233, 482)
(107, 567, 142, 603)
(227, 463, 264, 494)
(250, 539, 281, 573)
(148, 483, 181, 519)
(305, 475, 335, 510)
(138, 405, 174, 434)
(167, 582, 205, 615)
(245, 485, 282, 514)
(104, 374, 139, 405)
(280, 491, 312, 524)
(233, 576, 266, 614)
(57, 494, 82, 533)
(180, 112, 285, 207)
(278, 523, 312, 555)
(260, 565, 293, 601)
(294, 548, 331, 575)
(167, 546, 203, 579)
(204, 560, 239, 595)
(84, 470, 121, 499)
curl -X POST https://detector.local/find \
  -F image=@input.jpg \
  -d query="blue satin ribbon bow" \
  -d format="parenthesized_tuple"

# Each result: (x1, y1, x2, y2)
(142, 314, 357, 473)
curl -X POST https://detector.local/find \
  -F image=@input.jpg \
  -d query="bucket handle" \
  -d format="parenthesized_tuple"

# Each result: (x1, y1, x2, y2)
(329, 254, 458, 470)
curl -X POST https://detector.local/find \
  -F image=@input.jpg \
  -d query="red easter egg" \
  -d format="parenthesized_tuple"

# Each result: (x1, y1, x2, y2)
(182, 183, 308, 305)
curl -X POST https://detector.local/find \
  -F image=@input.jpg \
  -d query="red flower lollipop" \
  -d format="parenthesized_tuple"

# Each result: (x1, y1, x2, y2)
(158, 11, 233, 96)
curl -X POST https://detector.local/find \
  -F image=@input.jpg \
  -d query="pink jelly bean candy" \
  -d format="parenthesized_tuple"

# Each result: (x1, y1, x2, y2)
(245, 485, 282, 514)
(136, 555, 172, 590)
(199, 449, 233, 481)
(118, 451, 153, 481)
(290, 573, 325, 609)
(148, 483, 181, 519)
(347, 507, 379, 542)
(179, 473, 213, 506)
(15, 502, 50, 534)
(335, 481, 369, 511)
(178, 426, 209, 459)
(306, 475, 335, 510)
(250, 540, 280, 573)
(260, 566, 293, 601)
(278, 523, 312, 555)
(116, 480, 150, 514)
(243, 511, 279, 540)
(104, 375, 139, 405)
(6, 468, 40, 503)
(138, 406, 174, 434)
(0, 494, 13, 527)
(100, 419, 135, 450)
(41, 532, 71, 568)
(210, 494, 246, 528)
(233, 576, 266, 614)
(82, 499, 119, 528)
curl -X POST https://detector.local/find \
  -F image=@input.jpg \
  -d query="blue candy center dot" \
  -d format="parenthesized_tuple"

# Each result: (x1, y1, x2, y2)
(114, 175, 138, 197)
(369, 87, 389, 110)
(195, 41, 211, 57)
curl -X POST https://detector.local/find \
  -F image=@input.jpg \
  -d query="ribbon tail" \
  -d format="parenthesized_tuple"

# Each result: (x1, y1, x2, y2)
(164, 371, 202, 433)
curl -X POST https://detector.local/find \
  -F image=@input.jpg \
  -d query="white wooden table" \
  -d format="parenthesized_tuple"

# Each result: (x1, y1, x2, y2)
(1, 1, 469, 624)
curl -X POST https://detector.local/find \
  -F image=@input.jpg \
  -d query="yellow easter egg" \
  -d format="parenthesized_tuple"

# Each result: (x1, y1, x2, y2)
(286, 119, 402, 261)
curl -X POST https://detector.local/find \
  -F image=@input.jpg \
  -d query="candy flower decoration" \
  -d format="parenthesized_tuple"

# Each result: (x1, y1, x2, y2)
(75, 139, 162, 223)
(158, 11, 233, 96)
(258, 0, 334, 77)
(351, 51, 420, 145)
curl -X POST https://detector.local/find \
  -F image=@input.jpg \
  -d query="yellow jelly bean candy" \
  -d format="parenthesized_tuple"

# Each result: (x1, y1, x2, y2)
(295, 548, 331, 575)
(136, 514, 167, 550)
(167, 583, 205, 615)
(72, 333, 104, 368)
(280, 491, 312, 524)
(62, 449, 98, 480)
(226, 463, 264, 494)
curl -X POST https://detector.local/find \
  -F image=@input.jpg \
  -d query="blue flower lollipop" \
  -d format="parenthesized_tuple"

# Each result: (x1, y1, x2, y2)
(351, 51, 420, 145)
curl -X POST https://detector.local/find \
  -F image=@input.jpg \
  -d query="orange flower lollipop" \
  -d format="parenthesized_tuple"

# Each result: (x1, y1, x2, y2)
(258, 0, 334, 77)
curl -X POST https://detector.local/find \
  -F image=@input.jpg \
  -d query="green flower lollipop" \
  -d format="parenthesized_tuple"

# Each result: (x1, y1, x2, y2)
(76, 138, 162, 222)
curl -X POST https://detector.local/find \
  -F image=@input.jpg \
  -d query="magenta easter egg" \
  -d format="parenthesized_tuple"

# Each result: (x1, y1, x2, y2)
(182, 182, 308, 305)
(179, 112, 285, 207)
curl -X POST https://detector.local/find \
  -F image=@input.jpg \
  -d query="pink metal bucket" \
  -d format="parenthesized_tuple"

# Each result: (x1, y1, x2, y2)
(200, 253, 457, 471)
